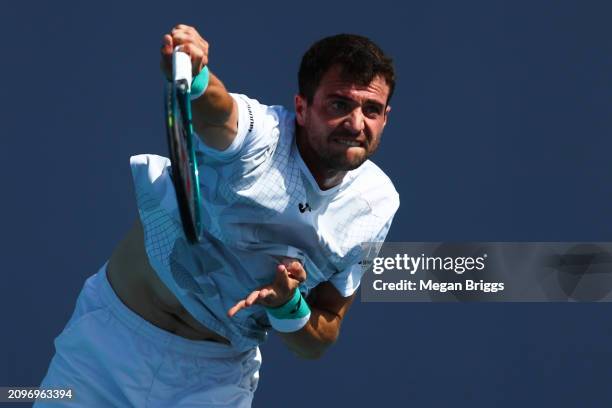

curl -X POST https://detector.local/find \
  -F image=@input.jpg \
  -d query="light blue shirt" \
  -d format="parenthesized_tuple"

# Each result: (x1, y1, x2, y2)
(130, 94, 399, 351)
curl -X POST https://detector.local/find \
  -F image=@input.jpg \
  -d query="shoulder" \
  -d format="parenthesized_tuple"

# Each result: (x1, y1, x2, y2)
(230, 93, 292, 133)
(202, 93, 292, 161)
(346, 160, 400, 220)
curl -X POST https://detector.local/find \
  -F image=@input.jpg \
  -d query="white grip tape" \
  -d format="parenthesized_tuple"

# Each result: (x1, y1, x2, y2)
(173, 47, 192, 91)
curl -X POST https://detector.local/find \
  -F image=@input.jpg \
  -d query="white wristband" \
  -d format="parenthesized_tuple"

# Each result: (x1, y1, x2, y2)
(266, 311, 311, 333)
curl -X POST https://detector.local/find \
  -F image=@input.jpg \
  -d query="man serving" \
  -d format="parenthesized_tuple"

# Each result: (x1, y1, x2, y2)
(37, 25, 399, 407)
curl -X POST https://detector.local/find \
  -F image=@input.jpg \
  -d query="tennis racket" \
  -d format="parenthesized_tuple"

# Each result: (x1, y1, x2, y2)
(164, 47, 202, 243)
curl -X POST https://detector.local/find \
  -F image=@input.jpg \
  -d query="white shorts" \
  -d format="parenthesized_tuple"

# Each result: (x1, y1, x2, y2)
(35, 263, 261, 407)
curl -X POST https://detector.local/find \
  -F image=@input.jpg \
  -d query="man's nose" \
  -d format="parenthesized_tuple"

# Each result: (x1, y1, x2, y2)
(343, 109, 365, 134)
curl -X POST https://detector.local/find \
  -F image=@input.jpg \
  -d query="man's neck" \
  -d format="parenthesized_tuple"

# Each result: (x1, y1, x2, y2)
(296, 124, 347, 191)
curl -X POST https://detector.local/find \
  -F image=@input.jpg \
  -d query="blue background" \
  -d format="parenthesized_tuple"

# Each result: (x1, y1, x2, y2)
(2, 0, 611, 406)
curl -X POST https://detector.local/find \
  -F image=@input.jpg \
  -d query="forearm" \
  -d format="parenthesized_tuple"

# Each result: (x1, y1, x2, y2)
(228, 264, 353, 360)
(276, 306, 341, 360)
(191, 72, 237, 149)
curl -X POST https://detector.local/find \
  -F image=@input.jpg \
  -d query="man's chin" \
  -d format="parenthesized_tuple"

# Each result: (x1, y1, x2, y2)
(329, 156, 367, 171)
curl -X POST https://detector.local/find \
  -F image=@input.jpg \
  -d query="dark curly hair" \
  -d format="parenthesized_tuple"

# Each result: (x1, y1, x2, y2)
(298, 34, 395, 105)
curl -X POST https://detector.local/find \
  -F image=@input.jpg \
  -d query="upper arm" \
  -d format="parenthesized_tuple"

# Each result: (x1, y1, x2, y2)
(196, 97, 238, 151)
(193, 93, 280, 163)
(191, 78, 239, 151)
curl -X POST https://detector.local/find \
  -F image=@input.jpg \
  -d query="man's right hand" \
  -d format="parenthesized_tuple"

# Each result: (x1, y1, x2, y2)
(160, 24, 210, 80)
(160, 24, 238, 151)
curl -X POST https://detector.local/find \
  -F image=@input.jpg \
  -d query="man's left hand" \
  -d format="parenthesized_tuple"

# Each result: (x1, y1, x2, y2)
(227, 258, 306, 318)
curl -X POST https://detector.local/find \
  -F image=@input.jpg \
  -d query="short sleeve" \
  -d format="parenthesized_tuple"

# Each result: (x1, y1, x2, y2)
(328, 212, 397, 297)
(193, 93, 282, 163)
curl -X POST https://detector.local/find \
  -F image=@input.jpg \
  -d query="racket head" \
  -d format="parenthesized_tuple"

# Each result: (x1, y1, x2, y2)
(164, 79, 202, 243)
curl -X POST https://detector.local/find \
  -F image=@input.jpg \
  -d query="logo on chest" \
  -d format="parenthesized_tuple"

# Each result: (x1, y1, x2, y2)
(298, 203, 312, 213)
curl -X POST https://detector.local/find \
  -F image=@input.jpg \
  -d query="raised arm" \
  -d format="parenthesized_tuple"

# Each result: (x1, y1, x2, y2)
(160, 24, 238, 151)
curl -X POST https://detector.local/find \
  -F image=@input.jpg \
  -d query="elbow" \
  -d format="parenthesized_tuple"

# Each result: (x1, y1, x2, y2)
(293, 334, 338, 360)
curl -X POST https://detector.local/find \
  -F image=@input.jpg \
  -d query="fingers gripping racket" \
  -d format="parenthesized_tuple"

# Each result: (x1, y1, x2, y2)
(165, 48, 202, 243)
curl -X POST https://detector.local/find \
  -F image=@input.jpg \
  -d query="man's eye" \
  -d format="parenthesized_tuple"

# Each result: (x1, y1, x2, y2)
(330, 101, 349, 112)
(364, 106, 382, 117)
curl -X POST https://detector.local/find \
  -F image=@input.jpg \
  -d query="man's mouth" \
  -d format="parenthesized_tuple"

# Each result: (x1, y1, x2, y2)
(332, 137, 365, 148)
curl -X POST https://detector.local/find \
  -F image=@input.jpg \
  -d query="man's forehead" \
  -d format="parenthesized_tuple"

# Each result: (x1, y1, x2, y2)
(316, 65, 390, 103)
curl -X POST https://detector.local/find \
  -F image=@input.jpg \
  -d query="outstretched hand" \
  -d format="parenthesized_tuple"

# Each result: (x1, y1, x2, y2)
(227, 259, 307, 318)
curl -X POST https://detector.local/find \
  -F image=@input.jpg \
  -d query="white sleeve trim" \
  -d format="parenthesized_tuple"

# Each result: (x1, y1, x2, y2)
(329, 263, 364, 298)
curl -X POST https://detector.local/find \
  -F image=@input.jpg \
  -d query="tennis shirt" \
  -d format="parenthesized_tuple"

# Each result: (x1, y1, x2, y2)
(129, 93, 399, 352)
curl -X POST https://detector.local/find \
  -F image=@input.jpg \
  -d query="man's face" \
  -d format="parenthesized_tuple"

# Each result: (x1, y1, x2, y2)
(295, 65, 391, 172)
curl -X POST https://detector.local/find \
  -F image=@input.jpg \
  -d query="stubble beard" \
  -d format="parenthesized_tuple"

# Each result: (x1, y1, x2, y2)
(321, 131, 380, 171)
(319, 148, 367, 171)
(301, 118, 378, 172)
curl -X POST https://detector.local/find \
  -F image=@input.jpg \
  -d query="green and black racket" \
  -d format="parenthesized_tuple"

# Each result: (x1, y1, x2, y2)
(165, 48, 202, 243)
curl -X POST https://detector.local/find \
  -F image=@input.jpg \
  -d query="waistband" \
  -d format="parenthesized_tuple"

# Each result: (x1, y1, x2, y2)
(95, 262, 248, 359)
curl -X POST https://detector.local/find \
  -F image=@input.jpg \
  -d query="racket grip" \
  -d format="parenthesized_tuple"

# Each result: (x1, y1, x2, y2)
(173, 47, 193, 91)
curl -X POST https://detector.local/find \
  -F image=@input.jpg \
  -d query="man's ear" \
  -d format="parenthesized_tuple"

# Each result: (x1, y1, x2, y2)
(295, 94, 307, 126)
(383, 105, 391, 127)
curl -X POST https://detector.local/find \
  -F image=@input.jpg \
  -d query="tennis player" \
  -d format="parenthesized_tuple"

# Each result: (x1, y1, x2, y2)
(36, 25, 399, 407)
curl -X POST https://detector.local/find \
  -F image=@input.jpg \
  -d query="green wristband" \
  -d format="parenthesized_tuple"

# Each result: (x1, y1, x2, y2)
(266, 289, 311, 320)
(266, 289, 311, 333)
(190, 66, 210, 100)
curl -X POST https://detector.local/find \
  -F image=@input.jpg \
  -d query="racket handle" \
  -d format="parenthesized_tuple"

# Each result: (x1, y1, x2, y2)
(173, 47, 193, 92)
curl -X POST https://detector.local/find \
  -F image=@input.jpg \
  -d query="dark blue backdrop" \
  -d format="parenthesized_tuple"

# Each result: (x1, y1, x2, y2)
(2, 1, 611, 407)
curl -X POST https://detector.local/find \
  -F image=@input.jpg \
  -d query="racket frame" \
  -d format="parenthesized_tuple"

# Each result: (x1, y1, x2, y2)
(164, 70, 203, 243)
